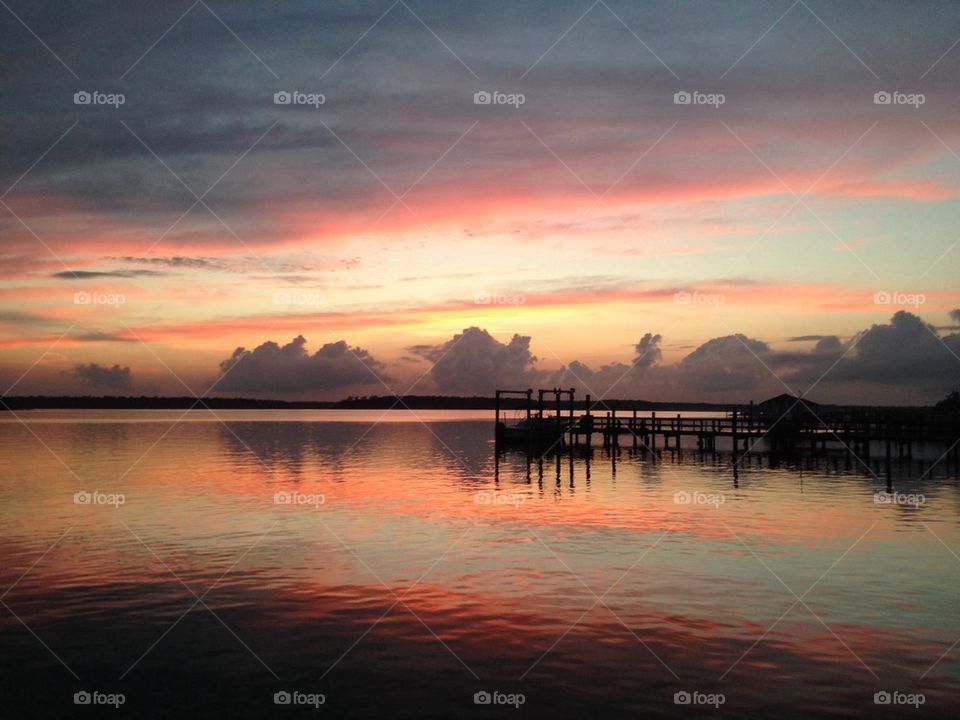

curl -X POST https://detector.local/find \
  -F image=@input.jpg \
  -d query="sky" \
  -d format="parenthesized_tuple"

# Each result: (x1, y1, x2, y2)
(1, 0, 959, 404)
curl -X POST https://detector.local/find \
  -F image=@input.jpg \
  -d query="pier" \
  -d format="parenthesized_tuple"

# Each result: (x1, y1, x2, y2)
(494, 388, 960, 457)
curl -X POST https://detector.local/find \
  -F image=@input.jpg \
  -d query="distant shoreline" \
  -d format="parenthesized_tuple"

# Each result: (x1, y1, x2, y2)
(0, 395, 748, 412)
(0, 394, 929, 412)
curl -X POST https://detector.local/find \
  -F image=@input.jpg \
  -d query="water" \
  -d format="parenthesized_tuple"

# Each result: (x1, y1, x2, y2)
(1, 410, 958, 718)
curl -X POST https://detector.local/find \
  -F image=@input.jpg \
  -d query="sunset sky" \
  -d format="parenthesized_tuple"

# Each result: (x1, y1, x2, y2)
(1, 0, 959, 403)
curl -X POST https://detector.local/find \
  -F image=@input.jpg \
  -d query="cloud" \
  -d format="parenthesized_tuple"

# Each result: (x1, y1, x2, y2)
(214, 335, 384, 396)
(673, 334, 774, 394)
(540, 313, 958, 404)
(808, 311, 960, 391)
(73, 332, 136, 343)
(73, 363, 133, 390)
(52, 270, 169, 279)
(411, 327, 540, 394)
(109, 256, 223, 270)
(951, 309, 960, 323)
(634, 333, 662, 369)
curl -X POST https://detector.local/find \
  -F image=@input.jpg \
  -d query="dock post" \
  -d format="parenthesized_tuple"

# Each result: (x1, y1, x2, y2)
(585, 394, 592, 447)
(732, 409, 739, 456)
(612, 404, 619, 447)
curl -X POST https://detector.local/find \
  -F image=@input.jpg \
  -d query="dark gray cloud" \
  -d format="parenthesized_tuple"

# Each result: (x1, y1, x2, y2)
(73, 332, 136, 343)
(73, 363, 133, 390)
(951, 309, 960, 323)
(52, 269, 168, 279)
(415, 313, 959, 404)
(3, 0, 959, 254)
(109, 256, 223, 269)
(215, 335, 384, 395)
(805, 311, 960, 391)
(411, 327, 540, 394)
(634, 333, 662, 368)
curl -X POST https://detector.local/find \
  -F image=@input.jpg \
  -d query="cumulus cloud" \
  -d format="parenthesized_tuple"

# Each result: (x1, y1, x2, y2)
(548, 311, 960, 404)
(674, 334, 772, 393)
(73, 363, 133, 391)
(951, 309, 960, 323)
(634, 333, 662, 368)
(814, 311, 960, 389)
(545, 332, 663, 398)
(214, 336, 384, 396)
(200, 313, 956, 403)
(411, 327, 540, 394)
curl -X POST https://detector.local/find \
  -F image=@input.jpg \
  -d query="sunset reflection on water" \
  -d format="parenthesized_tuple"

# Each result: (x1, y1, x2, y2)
(1, 410, 958, 718)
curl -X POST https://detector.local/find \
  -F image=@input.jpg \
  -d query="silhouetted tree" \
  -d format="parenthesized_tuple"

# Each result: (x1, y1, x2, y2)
(935, 389, 959, 412)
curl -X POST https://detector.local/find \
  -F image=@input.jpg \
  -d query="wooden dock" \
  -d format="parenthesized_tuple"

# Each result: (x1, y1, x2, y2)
(494, 388, 960, 458)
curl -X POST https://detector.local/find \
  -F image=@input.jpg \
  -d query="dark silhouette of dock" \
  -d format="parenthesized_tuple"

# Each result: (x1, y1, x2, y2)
(495, 388, 960, 459)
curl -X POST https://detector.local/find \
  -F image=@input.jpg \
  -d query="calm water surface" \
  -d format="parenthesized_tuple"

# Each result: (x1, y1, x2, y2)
(1, 410, 958, 718)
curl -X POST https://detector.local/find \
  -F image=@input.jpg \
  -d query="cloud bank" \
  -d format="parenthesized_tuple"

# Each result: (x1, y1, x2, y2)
(214, 335, 384, 395)
(73, 363, 133, 391)
(407, 313, 959, 404)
